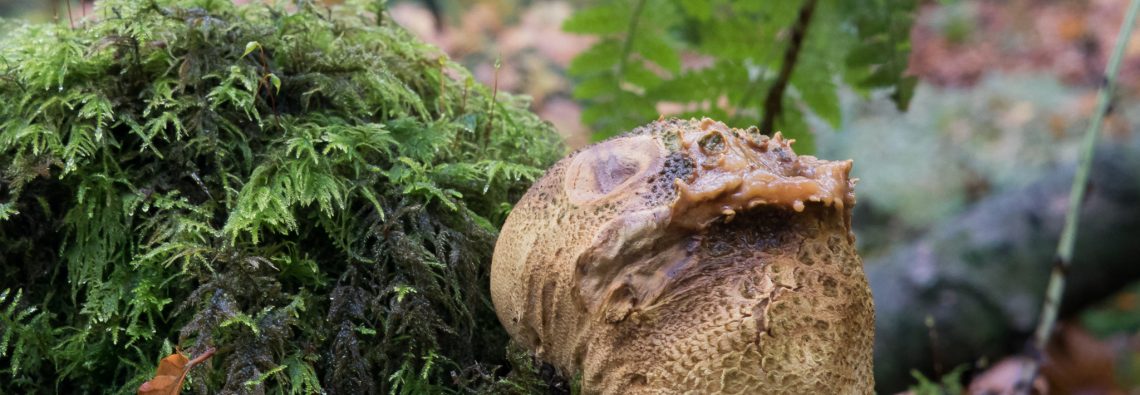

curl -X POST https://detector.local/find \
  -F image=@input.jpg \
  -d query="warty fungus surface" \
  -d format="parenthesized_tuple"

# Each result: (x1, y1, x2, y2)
(491, 118, 874, 394)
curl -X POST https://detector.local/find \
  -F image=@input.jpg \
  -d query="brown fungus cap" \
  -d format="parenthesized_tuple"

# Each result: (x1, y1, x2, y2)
(491, 118, 874, 394)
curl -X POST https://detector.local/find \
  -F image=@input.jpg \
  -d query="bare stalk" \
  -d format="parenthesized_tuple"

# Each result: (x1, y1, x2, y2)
(758, 0, 817, 134)
(616, 0, 648, 78)
(1015, 1, 1140, 392)
(485, 56, 501, 146)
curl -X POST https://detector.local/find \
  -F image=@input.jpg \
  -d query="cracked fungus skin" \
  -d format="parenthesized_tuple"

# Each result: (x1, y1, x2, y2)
(491, 118, 874, 394)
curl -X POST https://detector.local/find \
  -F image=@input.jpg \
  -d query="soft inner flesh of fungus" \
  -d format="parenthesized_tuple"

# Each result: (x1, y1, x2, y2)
(491, 118, 874, 394)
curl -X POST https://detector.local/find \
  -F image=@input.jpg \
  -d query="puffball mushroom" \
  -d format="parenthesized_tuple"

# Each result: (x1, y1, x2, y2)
(490, 118, 874, 394)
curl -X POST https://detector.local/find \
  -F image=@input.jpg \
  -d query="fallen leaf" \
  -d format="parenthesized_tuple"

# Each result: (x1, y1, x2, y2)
(138, 347, 216, 395)
(1041, 325, 1128, 395)
(967, 356, 1048, 395)
(966, 323, 1140, 395)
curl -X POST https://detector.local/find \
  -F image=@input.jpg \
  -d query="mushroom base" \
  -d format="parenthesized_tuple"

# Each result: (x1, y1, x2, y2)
(574, 206, 874, 394)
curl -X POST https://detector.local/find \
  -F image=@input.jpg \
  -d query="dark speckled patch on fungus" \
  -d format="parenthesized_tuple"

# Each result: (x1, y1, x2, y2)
(491, 118, 874, 394)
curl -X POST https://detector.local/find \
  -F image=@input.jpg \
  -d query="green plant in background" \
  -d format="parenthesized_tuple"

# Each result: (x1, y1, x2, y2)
(908, 365, 967, 395)
(564, 0, 918, 147)
(0, 0, 562, 393)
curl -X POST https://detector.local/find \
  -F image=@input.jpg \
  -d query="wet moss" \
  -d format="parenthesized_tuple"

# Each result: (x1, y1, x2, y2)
(0, 0, 562, 393)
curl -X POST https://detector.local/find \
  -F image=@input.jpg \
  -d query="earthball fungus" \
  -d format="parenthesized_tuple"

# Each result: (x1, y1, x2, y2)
(490, 118, 874, 394)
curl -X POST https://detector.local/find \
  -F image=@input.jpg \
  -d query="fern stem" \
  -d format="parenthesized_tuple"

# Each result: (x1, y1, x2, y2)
(486, 56, 501, 147)
(616, 0, 649, 78)
(758, 0, 816, 134)
(1015, 0, 1140, 392)
(65, 0, 74, 29)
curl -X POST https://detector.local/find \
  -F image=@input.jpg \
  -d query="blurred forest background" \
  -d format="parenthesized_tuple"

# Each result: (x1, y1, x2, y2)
(2, 0, 1140, 394)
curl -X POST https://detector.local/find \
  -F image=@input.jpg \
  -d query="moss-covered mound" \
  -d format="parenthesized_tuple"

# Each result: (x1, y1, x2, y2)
(0, 1, 563, 393)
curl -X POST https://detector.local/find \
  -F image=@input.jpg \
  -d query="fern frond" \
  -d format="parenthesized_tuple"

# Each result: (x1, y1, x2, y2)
(565, 0, 919, 144)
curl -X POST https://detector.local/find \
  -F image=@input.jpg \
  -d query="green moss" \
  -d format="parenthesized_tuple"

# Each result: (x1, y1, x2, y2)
(0, 0, 562, 393)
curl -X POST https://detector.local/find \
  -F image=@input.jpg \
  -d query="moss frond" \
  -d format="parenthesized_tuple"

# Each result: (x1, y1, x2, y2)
(0, 0, 562, 392)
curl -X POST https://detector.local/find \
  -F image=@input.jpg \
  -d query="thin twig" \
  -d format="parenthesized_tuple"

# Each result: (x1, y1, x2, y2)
(254, 47, 283, 131)
(438, 57, 447, 119)
(758, 0, 817, 134)
(732, 4, 799, 129)
(186, 346, 216, 369)
(485, 56, 501, 146)
(66, 0, 74, 29)
(1015, 1, 1140, 393)
(608, 0, 646, 131)
(729, 44, 781, 127)
(925, 315, 943, 377)
(616, 0, 649, 78)
(462, 77, 470, 113)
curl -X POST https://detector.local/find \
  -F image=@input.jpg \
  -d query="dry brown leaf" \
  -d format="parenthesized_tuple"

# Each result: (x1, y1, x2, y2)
(137, 347, 215, 395)
(1041, 325, 1127, 395)
(967, 356, 1048, 395)
(966, 323, 1139, 395)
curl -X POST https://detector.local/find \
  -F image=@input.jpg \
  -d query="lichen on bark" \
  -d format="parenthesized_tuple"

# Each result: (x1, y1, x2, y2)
(0, 0, 562, 393)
